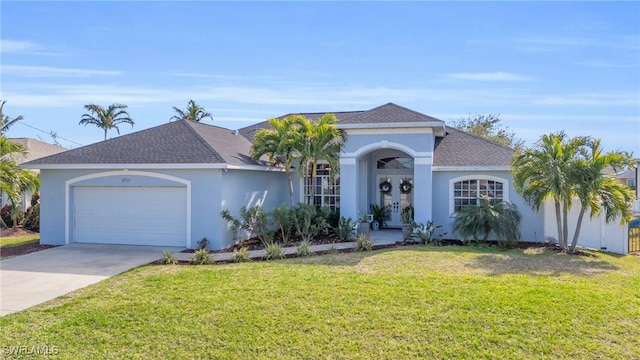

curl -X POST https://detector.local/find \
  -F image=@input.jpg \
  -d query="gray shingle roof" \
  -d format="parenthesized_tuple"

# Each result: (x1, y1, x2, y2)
(433, 127, 515, 166)
(24, 120, 263, 166)
(23, 103, 515, 168)
(238, 111, 362, 142)
(338, 103, 444, 125)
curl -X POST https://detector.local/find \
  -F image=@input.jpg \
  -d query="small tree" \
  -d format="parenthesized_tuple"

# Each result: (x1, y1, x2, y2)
(452, 196, 521, 248)
(451, 113, 524, 149)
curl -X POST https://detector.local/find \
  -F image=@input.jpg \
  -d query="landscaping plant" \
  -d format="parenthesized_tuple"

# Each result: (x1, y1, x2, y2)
(355, 234, 373, 251)
(296, 239, 313, 257)
(264, 242, 285, 260)
(191, 248, 210, 265)
(336, 216, 355, 242)
(452, 196, 521, 248)
(270, 205, 295, 245)
(221, 205, 270, 245)
(231, 247, 251, 263)
(294, 204, 329, 243)
(160, 250, 177, 265)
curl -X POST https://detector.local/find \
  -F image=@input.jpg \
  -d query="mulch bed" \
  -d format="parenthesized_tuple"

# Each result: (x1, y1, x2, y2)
(1, 242, 57, 259)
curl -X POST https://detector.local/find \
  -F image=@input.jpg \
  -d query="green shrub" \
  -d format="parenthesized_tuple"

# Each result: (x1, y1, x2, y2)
(411, 221, 444, 246)
(336, 216, 355, 242)
(264, 242, 285, 260)
(1, 204, 24, 228)
(197, 237, 209, 250)
(316, 207, 339, 231)
(191, 248, 210, 265)
(452, 196, 521, 248)
(24, 204, 40, 232)
(294, 204, 328, 242)
(355, 234, 373, 252)
(160, 250, 177, 265)
(221, 205, 270, 245)
(271, 205, 295, 245)
(296, 240, 313, 257)
(232, 247, 251, 263)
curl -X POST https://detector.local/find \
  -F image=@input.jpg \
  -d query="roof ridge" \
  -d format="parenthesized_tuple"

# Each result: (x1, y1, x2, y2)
(180, 120, 228, 163)
(445, 126, 515, 152)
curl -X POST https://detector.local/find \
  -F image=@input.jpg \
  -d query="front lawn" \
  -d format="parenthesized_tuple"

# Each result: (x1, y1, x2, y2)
(0, 235, 39, 248)
(1, 246, 638, 359)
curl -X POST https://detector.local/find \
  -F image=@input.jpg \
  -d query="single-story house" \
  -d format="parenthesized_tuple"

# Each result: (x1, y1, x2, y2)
(22, 103, 547, 249)
(1, 138, 67, 211)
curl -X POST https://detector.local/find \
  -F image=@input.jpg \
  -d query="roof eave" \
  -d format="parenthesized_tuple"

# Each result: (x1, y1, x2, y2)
(20, 163, 285, 172)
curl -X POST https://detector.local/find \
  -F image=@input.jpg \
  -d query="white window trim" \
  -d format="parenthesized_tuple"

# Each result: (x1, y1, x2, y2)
(448, 175, 509, 217)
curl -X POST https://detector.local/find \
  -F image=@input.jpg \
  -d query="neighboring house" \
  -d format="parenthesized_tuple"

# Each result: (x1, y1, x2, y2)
(22, 103, 545, 250)
(1, 138, 67, 211)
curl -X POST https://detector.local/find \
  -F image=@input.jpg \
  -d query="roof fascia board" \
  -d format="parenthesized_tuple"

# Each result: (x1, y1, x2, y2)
(21, 163, 285, 172)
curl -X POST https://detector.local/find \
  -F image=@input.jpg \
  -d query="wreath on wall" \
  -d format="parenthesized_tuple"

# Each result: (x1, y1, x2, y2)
(379, 179, 392, 194)
(399, 179, 413, 194)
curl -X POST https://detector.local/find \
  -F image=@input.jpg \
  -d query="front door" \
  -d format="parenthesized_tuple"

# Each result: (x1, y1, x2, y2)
(377, 174, 413, 228)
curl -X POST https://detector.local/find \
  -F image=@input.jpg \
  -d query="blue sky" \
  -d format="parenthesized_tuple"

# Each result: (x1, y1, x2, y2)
(1, 2, 639, 154)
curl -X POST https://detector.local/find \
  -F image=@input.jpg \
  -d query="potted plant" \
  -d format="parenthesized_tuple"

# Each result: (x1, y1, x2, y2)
(400, 205, 414, 240)
(357, 213, 371, 236)
(369, 203, 390, 231)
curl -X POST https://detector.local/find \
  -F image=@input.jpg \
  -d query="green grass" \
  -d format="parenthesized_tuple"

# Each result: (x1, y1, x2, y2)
(0, 235, 39, 248)
(1, 246, 639, 359)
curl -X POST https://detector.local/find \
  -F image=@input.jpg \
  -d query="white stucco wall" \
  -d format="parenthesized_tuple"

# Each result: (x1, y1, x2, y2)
(543, 198, 629, 254)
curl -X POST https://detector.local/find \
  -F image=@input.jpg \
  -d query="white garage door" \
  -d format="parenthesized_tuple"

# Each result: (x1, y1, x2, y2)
(73, 186, 187, 246)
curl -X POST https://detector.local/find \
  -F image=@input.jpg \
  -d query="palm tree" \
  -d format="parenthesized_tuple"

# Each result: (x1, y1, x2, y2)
(171, 100, 213, 122)
(568, 139, 634, 252)
(250, 115, 302, 206)
(0, 136, 39, 228)
(0, 100, 24, 134)
(79, 103, 134, 140)
(512, 132, 587, 250)
(452, 196, 522, 247)
(294, 114, 345, 206)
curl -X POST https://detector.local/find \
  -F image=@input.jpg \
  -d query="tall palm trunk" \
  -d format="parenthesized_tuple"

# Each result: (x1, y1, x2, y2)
(285, 166, 294, 207)
(569, 207, 587, 253)
(104, 128, 108, 140)
(562, 200, 570, 250)
(554, 199, 564, 248)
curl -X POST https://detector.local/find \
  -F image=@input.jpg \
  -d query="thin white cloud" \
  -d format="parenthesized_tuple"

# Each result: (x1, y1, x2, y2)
(532, 92, 639, 107)
(3, 65, 122, 78)
(516, 35, 640, 52)
(445, 72, 533, 82)
(0, 39, 58, 55)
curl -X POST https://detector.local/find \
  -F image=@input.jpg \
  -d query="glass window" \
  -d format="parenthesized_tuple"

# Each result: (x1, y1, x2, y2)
(303, 164, 340, 210)
(453, 179, 504, 212)
(376, 157, 414, 170)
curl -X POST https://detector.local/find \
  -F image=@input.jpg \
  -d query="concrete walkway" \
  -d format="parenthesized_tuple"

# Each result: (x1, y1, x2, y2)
(172, 229, 403, 262)
(0, 244, 182, 316)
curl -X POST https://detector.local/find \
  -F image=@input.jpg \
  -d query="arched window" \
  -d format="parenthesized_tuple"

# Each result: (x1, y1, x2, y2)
(449, 176, 509, 215)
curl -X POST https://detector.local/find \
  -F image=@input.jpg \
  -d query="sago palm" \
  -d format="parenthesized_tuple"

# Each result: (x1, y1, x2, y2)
(452, 196, 521, 247)
(79, 103, 134, 140)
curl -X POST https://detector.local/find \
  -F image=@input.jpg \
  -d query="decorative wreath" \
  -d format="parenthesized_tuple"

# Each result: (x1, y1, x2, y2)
(399, 179, 413, 194)
(379, 180, 392, 194)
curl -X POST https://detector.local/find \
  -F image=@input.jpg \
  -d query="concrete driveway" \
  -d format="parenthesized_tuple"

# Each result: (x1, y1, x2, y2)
(0, 244, 183, 316)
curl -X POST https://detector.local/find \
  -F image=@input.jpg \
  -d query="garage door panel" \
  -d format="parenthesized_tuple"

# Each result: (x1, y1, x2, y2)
(74, 187, 187, 246)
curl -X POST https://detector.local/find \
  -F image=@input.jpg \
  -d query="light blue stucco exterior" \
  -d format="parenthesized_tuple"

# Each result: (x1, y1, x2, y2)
(431, 171, 544, 242)
(38, 168, 287, 250)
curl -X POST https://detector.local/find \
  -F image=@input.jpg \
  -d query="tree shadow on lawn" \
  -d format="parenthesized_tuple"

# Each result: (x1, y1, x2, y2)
(285, 245, 620, 277)
(463, 248, 620, 277)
